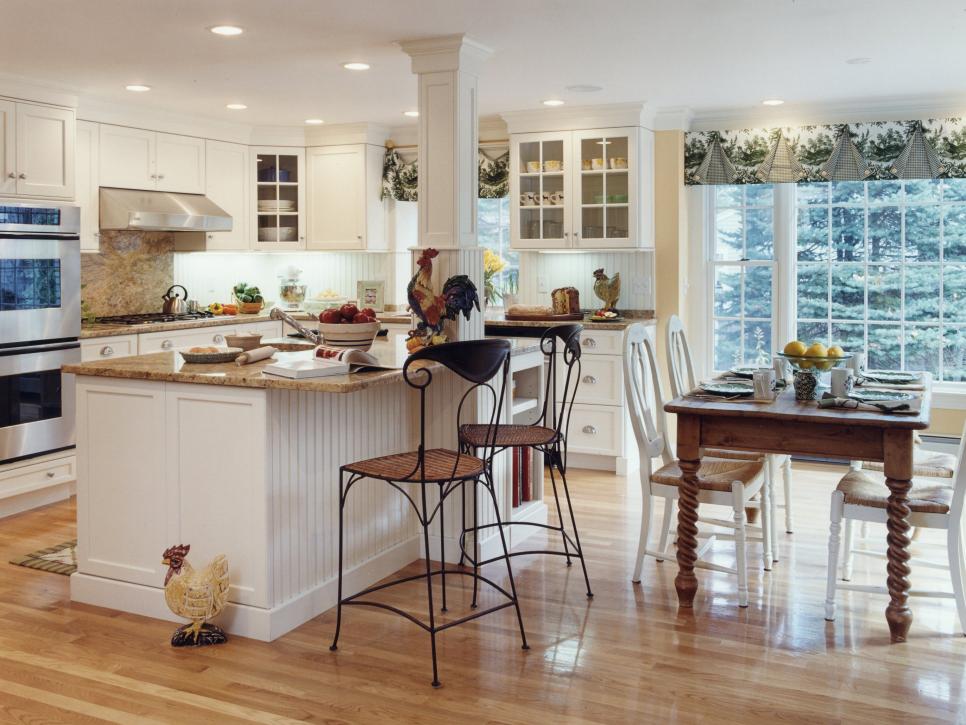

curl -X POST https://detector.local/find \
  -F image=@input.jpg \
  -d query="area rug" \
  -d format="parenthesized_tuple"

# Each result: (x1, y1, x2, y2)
(10, 540, 77, 575)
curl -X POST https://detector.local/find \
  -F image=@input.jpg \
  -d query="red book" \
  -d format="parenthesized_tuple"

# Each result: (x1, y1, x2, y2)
(512, 446, 520, 507)
(521, 448, 531, 502)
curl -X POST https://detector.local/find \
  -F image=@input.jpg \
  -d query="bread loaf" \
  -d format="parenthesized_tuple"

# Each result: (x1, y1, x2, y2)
(551, 287, 580, 315)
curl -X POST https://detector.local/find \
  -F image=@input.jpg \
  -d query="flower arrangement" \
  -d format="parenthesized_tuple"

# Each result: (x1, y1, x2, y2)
(483, 249, 507, 305)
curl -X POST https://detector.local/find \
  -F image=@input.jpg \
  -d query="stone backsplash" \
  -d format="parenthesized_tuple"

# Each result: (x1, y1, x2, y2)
(81, 231, 174, 317)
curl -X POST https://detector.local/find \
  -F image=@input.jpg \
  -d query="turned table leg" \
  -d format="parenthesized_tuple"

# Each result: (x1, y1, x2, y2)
(883, 429, 914, 642)
(675, 414, 701, 608)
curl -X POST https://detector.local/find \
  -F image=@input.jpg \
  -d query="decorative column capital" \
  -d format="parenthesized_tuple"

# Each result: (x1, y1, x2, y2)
(398, 34, 492, 75)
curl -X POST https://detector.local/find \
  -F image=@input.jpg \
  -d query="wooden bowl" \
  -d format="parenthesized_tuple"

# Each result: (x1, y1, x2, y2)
(233, 296, 264, 315)
(317, 321, 381, 349)
(224, 333, 263, 351)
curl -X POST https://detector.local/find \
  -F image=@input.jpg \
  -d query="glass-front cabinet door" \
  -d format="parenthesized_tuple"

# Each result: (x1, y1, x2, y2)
(252, 148, 306, 250)
(509, 132, 572, 249)
(573, 128, 639, 248)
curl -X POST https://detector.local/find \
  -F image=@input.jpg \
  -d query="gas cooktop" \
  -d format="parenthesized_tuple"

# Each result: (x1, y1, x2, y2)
(93, 311, 215, 325)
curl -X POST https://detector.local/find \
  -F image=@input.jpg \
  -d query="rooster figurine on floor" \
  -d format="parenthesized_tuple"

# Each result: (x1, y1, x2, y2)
(406, 247, 480, 352)
(162, 544, 230, 647)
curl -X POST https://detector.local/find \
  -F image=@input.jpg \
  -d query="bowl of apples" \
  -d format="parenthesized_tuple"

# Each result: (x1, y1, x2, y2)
(317, 304, 381, 349)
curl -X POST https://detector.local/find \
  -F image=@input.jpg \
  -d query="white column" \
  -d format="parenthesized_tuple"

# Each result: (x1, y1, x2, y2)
(401, 34, 491, 341)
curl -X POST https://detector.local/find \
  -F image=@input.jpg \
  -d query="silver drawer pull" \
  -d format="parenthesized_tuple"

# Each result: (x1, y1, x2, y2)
(46, 471, 56, 478)
(582, 338, 597, 348)
(583, 425, 598, 435)
(18, 172, 26, 179)
(213, 333, 224, 343)
(582, 375, 597, 385)
(7, 172, 14, 179)
(161, 340, 173, 349)
(100, 345, 114, 357)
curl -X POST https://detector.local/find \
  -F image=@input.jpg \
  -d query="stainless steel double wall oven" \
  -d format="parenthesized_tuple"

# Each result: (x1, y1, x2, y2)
(0, 201, 81, 463)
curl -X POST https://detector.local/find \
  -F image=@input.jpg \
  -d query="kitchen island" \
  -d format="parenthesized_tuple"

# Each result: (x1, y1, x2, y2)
(64, 336, 544, 641)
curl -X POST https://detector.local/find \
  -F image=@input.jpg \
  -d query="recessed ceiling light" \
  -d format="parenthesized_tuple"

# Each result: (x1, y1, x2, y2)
(209, 25, 244, 36)
(762, 98, 784, 106)
(226, 103, 247, 110)
(125, 84, 151, 92)
(846, 57, 871, 64)
(566, 84, 603, 93)
(403, 110, 419, 118)
(343, 62, 370, 71)
(305, 118, 324, 125)
(542, 99, 565, 107)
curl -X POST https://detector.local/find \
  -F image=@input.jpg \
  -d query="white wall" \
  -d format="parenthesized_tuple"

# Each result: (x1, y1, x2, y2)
(516, 251, 654, 311)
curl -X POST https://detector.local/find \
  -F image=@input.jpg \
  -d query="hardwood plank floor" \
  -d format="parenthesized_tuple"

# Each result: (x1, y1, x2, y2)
(1, 462, 964, 723)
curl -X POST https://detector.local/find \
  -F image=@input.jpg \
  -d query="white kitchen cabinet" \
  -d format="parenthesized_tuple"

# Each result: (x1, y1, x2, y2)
(306, 144, 385, 250)
(138, 326, 238, 353)
(509, 126, 653, 250)
(0, 99, 16, 195)
(252, 147, 305, 251)
(80, 334, 138, 361)
(0, 451, 76, 520)
(75, 120, 100, 251)
(0, 99, 74, 199)
(99, 124, 204, 193)
(204, 140, 250, 250)
(156, 132, 204, 193)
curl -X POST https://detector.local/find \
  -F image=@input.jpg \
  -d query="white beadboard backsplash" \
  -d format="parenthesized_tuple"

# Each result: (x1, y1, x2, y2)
(173, 252, 390, 307)
(517, 251, 654, 310)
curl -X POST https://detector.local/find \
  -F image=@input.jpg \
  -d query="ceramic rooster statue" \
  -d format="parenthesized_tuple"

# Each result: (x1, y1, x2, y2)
(162, 544, 230, 647)
(592, 268, 621, 312)
(406, 247, 480, 351)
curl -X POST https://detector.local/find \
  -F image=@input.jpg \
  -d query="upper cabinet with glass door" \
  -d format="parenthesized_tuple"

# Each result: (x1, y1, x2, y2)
(508, 124, 652, 250)
(253, 148, 305, 251)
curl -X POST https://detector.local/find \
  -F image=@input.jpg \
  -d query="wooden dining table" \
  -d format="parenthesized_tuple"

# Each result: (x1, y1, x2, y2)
(664, 378, 932, 643)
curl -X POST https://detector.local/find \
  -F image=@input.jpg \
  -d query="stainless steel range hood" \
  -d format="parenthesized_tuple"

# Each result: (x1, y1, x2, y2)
(99, 187, 232, 232)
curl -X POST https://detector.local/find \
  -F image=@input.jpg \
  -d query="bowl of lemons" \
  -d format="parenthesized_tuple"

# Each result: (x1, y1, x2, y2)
(777, 340, 853, 372)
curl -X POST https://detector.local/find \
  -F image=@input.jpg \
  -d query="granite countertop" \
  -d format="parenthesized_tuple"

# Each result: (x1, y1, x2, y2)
(80, 310, 412, 338)
(64, 336, 541, 394)
(484, 311, 655, 331)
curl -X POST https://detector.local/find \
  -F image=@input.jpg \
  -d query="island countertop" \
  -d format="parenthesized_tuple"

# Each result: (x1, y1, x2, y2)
(63, 336, 541, 394)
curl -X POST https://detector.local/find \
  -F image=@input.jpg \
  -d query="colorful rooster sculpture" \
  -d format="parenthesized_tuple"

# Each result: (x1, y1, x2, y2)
(406, 248, 480, 351)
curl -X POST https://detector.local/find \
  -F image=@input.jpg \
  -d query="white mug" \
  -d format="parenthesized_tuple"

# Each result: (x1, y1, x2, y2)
(849, 352, 865, 378)
(753, 368, 776, 401)
(773, 357, 789, 384)
(831, 367, 855, 397)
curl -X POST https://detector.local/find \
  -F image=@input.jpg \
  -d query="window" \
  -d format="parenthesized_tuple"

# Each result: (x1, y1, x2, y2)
(710, 185, 775, 371)
(705, 178, 966, 383)
(478, 197, 519, 306)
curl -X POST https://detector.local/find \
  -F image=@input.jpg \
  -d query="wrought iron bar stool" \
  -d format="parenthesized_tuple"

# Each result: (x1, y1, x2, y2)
(329, 339, 528, 688)
(457, 324, 593, 600)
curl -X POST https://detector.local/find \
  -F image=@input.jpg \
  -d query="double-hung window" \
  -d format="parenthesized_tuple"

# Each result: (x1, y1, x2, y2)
(704, 178, 966, 383)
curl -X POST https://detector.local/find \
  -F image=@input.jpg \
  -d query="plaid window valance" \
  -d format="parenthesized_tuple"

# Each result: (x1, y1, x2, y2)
(685, 118, 966, 185)
(381, 147, 509, 201)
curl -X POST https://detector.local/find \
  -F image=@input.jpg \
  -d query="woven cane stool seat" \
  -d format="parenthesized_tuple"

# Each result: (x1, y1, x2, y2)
(862, 448, 956, 479)
(460, 423, 559, 448)
(343, 448, 484, 482)
(837, 470, 953, 514)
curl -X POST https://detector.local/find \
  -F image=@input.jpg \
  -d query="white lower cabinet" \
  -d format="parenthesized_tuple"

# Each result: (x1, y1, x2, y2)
(80, 320, 283, 359)
(138, 326, 238, 353)
(0, 451, 76, 519)
(81, 333, 137, 361)
(565, 404, 624, 457)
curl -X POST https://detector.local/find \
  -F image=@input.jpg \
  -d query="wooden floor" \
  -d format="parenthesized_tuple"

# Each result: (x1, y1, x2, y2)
(1, 463, 964, 724)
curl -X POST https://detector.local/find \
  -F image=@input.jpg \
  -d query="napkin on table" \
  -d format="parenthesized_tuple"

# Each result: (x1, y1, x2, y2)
(817, 391, 921, 415)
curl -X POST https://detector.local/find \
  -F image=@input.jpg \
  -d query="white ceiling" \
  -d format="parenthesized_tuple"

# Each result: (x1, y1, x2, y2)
(2, 0, 966, 129)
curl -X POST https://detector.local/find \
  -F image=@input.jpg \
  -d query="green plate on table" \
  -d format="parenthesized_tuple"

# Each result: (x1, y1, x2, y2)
(699, 382, 754, 396)
(862, 370, 918, 384)
(728, 366, 758, 378)
(848, 389, 915, 402)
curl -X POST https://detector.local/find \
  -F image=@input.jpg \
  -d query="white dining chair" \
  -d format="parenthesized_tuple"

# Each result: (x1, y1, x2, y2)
(625, 326, 771, 607)
(825, 421, 966, 634)
(666, 315, 794, 546)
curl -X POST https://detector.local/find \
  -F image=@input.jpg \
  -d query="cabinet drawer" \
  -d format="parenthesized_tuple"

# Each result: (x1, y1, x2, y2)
(577, 330, 622, 355)
(138, 327, 237, 353)
(559, 355, 623, 406)
(234, 320, 283, 339)
(0, 454, 75, 501)
(562, 404, 622, 456)
(81, 335, 138, 362)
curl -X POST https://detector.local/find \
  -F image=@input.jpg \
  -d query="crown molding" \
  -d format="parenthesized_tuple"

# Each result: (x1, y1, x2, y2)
(501, 102, 653, 134)
(689, 94, 966, 132)
(304, 122, 389, 147)
(398, 34, 493, 75)
(79, 96, 254, 144)
(652, 107, 694, 131)
(0, 72, 78, 108)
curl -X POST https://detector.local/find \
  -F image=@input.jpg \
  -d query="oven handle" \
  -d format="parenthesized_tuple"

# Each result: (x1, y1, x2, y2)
(0, 341, 81, 357)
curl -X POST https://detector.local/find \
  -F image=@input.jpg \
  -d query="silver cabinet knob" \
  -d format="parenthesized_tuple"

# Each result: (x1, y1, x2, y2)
(357, 234, 362, 240)
(583, 425, 598, 435)
(100, 346, 114, 357)
(150, 173, 157, 179)
(18, 173, 26, 179)
(158, 174, 165, 180)
(46, 471, 56, 478)
(299, 236, 305, 241)
(582, 375, 597, 385)
(7, 172, 14, 179)
(582, 338, 597, 348)
(213, 334, 224, 343)
(161, 339, 173, 349)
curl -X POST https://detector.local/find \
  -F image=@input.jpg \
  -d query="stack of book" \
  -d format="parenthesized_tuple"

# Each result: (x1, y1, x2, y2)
(511, 447, 532, 508)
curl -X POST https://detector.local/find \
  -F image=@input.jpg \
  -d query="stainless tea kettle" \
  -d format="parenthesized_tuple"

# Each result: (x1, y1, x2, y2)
(162, 285, 189, 314)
